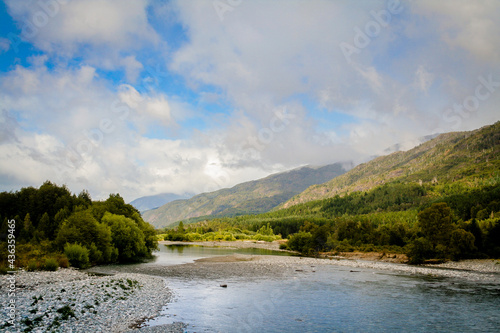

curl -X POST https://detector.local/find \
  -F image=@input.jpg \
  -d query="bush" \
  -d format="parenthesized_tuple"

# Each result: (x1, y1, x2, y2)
(64, 243, 89, 269)
(287, 232, 314, 253)
(334, 240, 355, 252)
(57, 256, 70, 268)
(26, 260, 39, 272)
(43, 258, 59, 271)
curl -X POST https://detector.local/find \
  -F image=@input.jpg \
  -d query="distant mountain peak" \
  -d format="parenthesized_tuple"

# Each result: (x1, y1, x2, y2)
(129, 192, 194, 212)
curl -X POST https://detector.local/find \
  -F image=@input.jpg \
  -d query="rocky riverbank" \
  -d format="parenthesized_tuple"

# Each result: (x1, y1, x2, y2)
(0, 269, 184, 333)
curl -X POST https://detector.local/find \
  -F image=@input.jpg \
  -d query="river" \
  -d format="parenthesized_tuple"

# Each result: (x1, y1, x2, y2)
(92, 244, 500, 332)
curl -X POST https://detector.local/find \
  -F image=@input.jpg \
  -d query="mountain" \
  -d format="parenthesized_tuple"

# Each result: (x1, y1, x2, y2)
(142, 163, 347, 228)
(129, 192, 194, 212)
(282, 121, 500, 208)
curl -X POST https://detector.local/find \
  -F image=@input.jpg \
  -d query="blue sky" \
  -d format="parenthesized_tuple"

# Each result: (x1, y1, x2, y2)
(0, 0, 499, 202)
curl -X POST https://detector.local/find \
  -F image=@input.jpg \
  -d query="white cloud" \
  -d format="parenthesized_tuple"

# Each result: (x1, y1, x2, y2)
(118, 84, 173, 129)
(1, 0, 499, 202)
(4, 0, 160, 82)
(412, 0, 500, 64)
(0, 62, 282, 201)
(170, 0, 500, 149)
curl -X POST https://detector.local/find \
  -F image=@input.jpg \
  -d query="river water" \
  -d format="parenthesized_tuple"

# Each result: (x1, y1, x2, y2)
(137, 245, 500, 332)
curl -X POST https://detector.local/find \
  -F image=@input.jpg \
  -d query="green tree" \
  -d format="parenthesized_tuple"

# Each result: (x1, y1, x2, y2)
(257, 223, 274, 236)
(101, 213, 148, 262)
(448, 229, 476, 260)
(178, 221, 185, 234)
(56, 210, 114, 263)
(407, 237, 433, 265)
(64, 243, 89, 268)
(287, 232, 314, 254)
(38, 212, 51, 239)
(20, 213, 34, 241)
(417, 203, 455, 248)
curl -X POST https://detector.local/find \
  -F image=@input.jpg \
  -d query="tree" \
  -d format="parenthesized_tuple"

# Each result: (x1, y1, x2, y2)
(484, 218, 500, 258)
(56, 210, 115, 264)
(21, 213, 34, 241)
(448, 229, 476, 261)
(101, 212, 148, 262)
(464, 219, 484, 252)
(38, 212, 52, 239)
(407, 237, 433, 265)
(64, 243, 90, 269)
(417, 203, 455, 248)
(177, 221, 185, 234)
(287, 232, 314, 254)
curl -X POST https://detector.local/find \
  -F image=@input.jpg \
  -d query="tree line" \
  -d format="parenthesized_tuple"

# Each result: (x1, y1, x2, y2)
(1, 181, 157, 271)
(171, 181, 500, 263)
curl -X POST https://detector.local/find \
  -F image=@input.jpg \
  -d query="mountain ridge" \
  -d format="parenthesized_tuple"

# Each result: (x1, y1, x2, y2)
(142, 163, 347, 228)
(129, 192, 194, 212)
(282, 122, 500, 209)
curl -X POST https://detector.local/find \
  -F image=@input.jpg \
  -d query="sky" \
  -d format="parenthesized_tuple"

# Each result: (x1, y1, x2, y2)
(0, 0, 499, 202)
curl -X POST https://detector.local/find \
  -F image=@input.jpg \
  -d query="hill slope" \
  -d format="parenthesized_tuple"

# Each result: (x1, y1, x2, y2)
(283, 121, 500, 208)
(129, 192, 194, 212)
(142, 163, 346, 228)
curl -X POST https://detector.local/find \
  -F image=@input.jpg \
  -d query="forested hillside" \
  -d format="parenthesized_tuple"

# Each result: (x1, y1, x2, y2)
(0, 182, 157, 271)
(283, 122, 500, 208)
(143, 163, 346, 228)
(164, 122, 500, 263)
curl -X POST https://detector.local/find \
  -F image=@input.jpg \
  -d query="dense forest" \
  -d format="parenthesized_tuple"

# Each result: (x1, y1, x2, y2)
(0, 181, 157, 272)
(161, 180, 500, 264)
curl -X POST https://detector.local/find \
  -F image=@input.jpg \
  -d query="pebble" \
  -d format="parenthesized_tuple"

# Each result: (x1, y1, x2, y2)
(0, 268, 181, 333)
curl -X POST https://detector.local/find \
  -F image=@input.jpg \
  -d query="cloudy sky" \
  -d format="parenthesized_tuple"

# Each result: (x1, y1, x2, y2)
(0, 0, 499, 202)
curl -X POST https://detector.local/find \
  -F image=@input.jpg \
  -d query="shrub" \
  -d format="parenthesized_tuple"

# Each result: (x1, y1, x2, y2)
(287, 232, 314, 253)
(57, 256, 70, 268)
(26, 260, 39, 272)
(64, 243, 89, 269)
(43, 258, 59, 271)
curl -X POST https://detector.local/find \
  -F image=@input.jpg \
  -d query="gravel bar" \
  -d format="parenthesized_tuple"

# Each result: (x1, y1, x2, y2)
(88, 254, 500, 284)
(0, 269, 182, 333)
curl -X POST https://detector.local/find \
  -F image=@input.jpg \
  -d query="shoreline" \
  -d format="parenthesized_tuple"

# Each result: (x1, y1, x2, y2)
(160, 240, 500, 275)
(160, 239, 291, 252)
